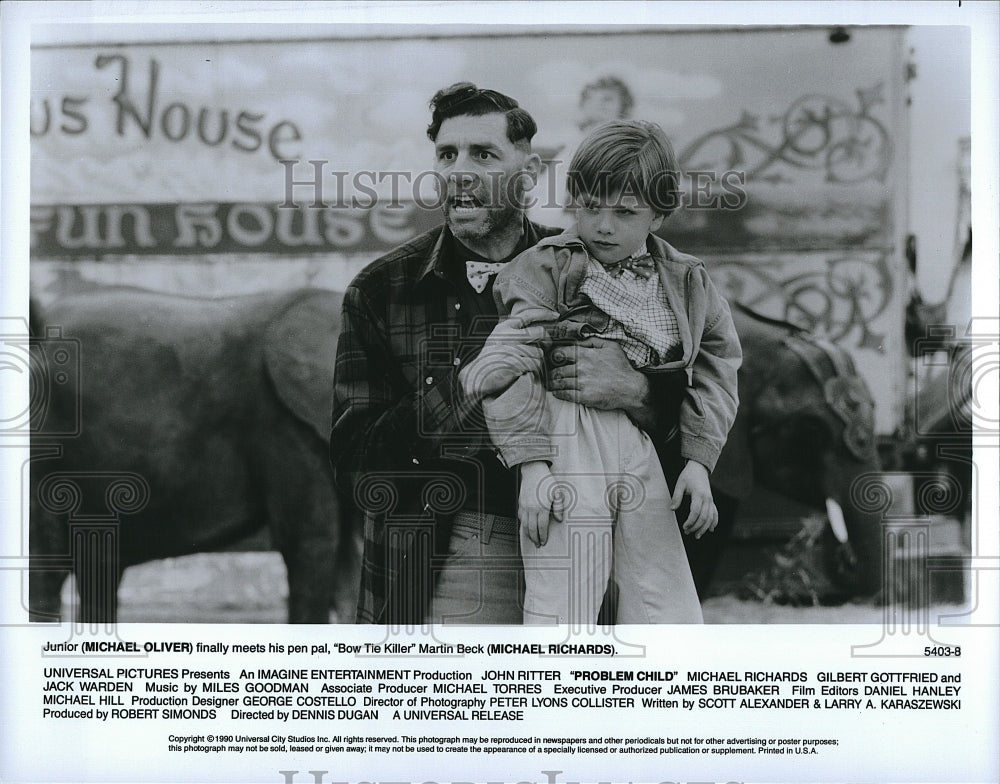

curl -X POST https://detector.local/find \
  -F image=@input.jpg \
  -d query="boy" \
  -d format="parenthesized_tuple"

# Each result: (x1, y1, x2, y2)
(463, 120, 741, 624)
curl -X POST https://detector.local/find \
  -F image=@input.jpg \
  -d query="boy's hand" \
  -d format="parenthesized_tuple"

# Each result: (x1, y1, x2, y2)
(459, 321, 547, 402)
(672, 460, 717, 539)
(518, 461, 563, 547)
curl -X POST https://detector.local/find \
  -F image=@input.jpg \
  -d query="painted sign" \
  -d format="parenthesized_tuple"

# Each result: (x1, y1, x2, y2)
(29, 201, 440, 256)
(30, 27, 908, 430)
(30, 29, 904, 233)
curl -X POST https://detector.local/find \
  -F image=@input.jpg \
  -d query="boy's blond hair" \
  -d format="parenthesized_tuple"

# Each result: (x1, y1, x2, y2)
(567, 119, 681, 217)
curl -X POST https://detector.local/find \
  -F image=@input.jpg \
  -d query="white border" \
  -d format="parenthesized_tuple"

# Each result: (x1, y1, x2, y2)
(3, 3, 998, 784)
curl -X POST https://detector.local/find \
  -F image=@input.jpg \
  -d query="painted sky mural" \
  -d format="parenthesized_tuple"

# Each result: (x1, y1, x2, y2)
(30, 27, 917, 429)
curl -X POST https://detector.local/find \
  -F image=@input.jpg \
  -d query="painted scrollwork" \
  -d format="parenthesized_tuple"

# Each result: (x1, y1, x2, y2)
(714, 251, 893, 351)
(680, 84, 892, 185)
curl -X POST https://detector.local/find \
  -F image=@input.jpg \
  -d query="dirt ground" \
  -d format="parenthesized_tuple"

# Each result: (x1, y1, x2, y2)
(55, 552, 968, 625)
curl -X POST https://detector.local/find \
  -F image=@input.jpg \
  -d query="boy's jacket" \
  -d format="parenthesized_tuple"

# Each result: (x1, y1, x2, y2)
(485, 229, 743, 473)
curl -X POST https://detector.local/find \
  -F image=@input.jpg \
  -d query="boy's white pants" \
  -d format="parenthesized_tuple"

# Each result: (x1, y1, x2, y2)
(520, 394, 703, 625)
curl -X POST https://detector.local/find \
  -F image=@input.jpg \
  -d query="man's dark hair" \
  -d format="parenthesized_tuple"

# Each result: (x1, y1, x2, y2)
(426, 82, 537, 147)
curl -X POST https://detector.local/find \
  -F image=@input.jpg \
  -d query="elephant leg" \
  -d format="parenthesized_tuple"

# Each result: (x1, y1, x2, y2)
(835, 505, 883, 599)
(66, 521, 123, 624)
(281, 537, 336, 624)
(29, 506, 70, 622)
(29, 566, 69, 622)
(331, 494, 363, 624)
(258, 417, 340, 624)
(74, 561, 123, 625)
(272, 486, 336, 624)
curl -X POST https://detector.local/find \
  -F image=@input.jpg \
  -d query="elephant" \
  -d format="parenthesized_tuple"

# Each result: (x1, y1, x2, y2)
(681, 302, 884, 601)
(29, 286, 880, 624)
(28, 286, 360, 624)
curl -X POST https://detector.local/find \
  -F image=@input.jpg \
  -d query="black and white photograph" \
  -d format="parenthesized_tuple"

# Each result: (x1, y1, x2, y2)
(2, 2, 997, 783)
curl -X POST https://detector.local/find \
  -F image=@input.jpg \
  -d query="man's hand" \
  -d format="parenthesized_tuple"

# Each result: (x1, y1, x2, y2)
(459, 321, 546, 403)
(546, 337, 652, 425)
(518, 461, 563, 547)
(672, 460, 717, 538)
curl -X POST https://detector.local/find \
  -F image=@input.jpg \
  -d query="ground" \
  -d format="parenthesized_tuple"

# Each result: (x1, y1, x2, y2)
(54, 552, 968, 624)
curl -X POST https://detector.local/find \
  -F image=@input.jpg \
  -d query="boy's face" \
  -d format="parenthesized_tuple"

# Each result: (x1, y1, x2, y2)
(574, 191, 664, 265)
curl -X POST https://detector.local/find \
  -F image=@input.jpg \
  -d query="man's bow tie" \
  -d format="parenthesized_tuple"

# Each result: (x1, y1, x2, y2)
(600, 252, 655, 279)
(466, 260, 507, 293)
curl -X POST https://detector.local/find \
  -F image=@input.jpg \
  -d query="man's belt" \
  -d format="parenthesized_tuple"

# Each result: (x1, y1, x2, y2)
(452, 510, 519, 539)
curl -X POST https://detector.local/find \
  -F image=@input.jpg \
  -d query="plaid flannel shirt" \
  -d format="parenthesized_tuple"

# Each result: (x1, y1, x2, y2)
(330, 220, 560, 624)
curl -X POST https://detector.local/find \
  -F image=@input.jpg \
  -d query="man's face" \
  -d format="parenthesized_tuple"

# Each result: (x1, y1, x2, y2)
(433, 113, 538, 245)
(574, 190, 664, 265)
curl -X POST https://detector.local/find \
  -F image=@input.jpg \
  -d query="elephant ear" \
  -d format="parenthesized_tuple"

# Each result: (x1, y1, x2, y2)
(263, 289, 344, 442)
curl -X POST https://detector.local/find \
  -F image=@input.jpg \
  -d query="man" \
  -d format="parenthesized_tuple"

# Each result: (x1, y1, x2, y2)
(330, 82, 679, 625)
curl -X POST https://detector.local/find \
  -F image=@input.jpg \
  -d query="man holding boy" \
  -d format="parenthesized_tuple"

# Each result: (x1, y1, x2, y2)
(330, 82, 711, 625)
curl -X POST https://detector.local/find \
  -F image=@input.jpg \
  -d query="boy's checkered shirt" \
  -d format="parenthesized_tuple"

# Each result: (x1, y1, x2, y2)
(579, 253, 683, 367)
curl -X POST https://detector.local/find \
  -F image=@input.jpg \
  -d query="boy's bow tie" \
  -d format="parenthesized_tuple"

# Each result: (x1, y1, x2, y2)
(600, 252, 655, 279)
(465, 260, 507, 293)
